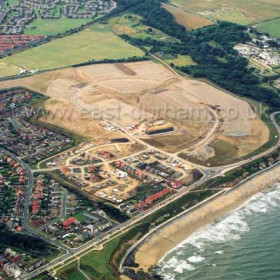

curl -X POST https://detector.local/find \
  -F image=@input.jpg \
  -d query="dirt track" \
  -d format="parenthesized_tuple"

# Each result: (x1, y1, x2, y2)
(0, 61, 269, 156)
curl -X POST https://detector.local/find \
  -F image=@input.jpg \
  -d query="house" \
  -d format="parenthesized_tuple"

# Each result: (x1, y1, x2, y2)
(32, 201, 39, 215)
(63, 217, 78, 228)
(3, 263, 22, 279)
(97, 220, 112, 231)
(170, 180, 182, 189)
(117, 170, 128, 179)
(0, 256, 7, 267)
(85, 224, 99, 235)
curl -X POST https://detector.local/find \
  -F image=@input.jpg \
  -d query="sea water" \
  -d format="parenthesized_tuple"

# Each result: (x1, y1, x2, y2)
(158, 184, 280, 280)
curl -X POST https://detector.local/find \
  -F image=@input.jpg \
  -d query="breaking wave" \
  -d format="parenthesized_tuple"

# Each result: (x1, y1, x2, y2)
(158, 183, 280, 279)
(187, 256, 205, 264)
(214, 250, 223, 255)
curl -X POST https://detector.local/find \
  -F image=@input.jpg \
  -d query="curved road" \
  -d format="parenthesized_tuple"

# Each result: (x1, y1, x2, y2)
(5, 111, 279, 279)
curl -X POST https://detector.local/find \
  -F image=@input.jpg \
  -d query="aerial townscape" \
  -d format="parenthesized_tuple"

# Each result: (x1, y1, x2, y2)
(1, 0, 280, 280)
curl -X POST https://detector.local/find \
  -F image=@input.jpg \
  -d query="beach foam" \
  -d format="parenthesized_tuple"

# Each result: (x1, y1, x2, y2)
(161, 256, 195, 278)
(159, 184, 280, 279)
(174, 261, 195, 273)
(214, 250, 223, 255)
(187, 256, 205, 263)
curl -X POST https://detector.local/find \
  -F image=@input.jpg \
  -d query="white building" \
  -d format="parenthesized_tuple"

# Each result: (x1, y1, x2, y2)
(117, 170, 128, 179)
(3, 263, 22, 279)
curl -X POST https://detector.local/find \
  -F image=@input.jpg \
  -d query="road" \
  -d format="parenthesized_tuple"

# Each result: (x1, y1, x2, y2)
(210, 111, 280, 175)
(177, 106, 220, 157)
(22, 166, 212, 279)
(149, 53, 180, 77)
(0, 147, 72, 257)
(2, 51, 278, 279)
(119, 189, 227, 272)
(61, 188, 68, 218)
(25, 111, 280, 279)
(0, 147, 34, 231)
(23, 83, 280, 278)
(2, 99, 279, 279)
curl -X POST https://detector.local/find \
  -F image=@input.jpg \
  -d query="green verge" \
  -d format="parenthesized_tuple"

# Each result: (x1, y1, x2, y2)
(53, 134, 280, 279)
(197, 144, 280, 192)
(257, 18, 280, 39)
(207, 139, 238, 166)
(55, 190, 217, 280)
(56, 262, 87, 280)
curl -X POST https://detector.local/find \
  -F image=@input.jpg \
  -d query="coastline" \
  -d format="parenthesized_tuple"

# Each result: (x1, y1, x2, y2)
(134, 163, 280, 271)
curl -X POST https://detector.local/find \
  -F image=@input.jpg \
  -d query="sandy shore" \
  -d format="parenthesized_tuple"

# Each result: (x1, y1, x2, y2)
(135, 163, 280, 271)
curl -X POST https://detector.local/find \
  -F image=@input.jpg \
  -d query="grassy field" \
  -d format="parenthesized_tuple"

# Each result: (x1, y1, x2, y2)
(165, 54, 197, 67)
(7, 0, 19, 6)
(80, 240, 120, 280)
(257, 18, 280, 38)
(143, 133, 197, 153)
(273, 67, 280, 74)
(211, 9, 253, 25)
(207, 139, 238, 165)
(56, 262, 87, 280)
(56, 238, 120, 280)
(249, 58, 276, 76)
(24, 16, 92, 36)
(55, 189, 217, 280)
(0, 62, 20, 77)
(110, 13, 178, 43)
(0, 24, 144, 77)
(170, 0, 280, 24)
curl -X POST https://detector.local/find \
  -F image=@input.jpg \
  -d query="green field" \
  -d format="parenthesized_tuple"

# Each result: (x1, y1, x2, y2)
(211, 10, 253, 25)
(110, 13, 178, 43)
(55, 188, 218, 280)
(0, 62, 20, 77)
(257, 18, 280, 38)
(80, 239, 119, 280)
(249, 58, 276, 76)
(7, 0, 19, 7)
(56, 238, 120, 280)
(170, 0, 280, 24)
(274, 67, 280, 74)
(0, 24, 144, 77)
(165, 54, 197, 67)
(24, 16, 92, 36)
(56, 262, 87, 280)
(207, 139, 238, 165)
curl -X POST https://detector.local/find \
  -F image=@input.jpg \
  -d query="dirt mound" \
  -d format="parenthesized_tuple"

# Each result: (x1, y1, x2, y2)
(0, 61, 269, 159)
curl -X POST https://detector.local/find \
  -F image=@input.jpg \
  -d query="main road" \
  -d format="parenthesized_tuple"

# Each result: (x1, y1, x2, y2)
(7, 110, 280, 280)
(0, 148, 72, 254)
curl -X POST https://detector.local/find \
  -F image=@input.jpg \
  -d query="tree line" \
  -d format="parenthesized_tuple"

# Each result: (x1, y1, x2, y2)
(116, 0, 280, 108)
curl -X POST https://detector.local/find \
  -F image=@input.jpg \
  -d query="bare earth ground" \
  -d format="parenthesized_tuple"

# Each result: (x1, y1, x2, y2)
(162, 3, 213, 30)
(0, 61, 268, 156)
(135, 164, 280, 271)
(90, 143, 145, 160)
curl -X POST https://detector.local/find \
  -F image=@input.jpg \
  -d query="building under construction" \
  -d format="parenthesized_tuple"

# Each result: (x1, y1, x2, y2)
(146, 123, 174, 135)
